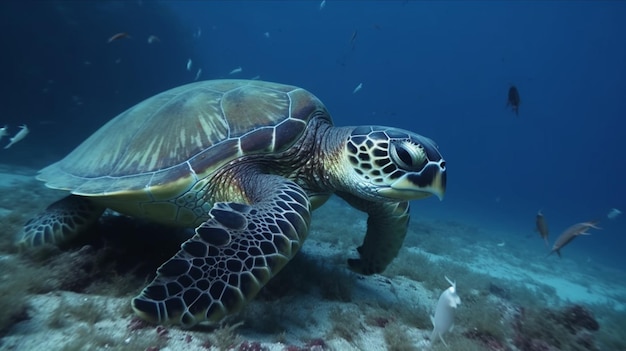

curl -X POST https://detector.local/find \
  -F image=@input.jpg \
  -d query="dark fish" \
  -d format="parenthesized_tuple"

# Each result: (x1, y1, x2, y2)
(549, 221, 600, 258)
(107, 32, 131, 43)
(535, 210, 549, 247)
(507, 85, 520, 116)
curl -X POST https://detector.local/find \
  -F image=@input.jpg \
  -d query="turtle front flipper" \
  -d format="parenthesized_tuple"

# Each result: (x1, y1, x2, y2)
(132, 175, 311, 328)
(16, 195, 105, 250)
(337, 192, 410, 275)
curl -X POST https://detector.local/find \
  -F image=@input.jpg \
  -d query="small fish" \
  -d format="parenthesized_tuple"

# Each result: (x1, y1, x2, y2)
(193, 26, 202, 38)
(229, 66, 243, 75)
(107, 32, 131, 43)
(319, 0, 326, 10)
(186, 59, 192, 71)
(549, 221, 600, 258)
(4, 124, 29, 149)
(507, 85, 520, 116)
(350, 30, 358, 47)
(250, 75, 261, 80)
(194, 68, 202, 81)
(263, 32, 270, 38)
(535, 210, 549, 247)
(352, 83, 363, 94)
(607, 208, 622, 220)
(0, 125, 8, 141)
(147, 35, 161, 44)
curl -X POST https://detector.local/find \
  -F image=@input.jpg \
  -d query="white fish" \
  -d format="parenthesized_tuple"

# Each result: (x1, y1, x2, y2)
(0, 125, 8, 141)
(430, 276, 460, 347)
(147, 35, 160, 44)
(319, 0, 326, 10)
(229, 66, 243, 75)
(194, 68, 202, 81)
(263, 32, 270, 38)
(352, 82, 363, 94)
(4, 124, 29, 149)
(193, 26, 202, 38)
(608, 208, 622, 220)
(250, 75, 261, 80)
(186, 59, 193, 71)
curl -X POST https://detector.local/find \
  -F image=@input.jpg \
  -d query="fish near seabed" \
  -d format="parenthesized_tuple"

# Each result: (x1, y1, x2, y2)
(431, 276, 461, 347)
(535, 210, 549, 247)
(4, 124, 29, 149)
(549, 221, 601, 258)
(507, 85, 520, 116)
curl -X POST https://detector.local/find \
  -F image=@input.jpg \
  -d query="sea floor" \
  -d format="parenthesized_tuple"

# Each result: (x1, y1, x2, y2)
(0, 164, 624, 351)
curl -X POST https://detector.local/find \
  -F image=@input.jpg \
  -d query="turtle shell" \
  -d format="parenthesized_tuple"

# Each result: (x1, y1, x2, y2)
(38, 79, 330, 198)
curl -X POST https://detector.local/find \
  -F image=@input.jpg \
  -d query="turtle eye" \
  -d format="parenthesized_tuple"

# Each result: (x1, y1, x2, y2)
(389, 140, 428, 171)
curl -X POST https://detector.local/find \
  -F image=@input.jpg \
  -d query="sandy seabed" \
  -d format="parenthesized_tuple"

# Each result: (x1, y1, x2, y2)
(0, 164, 624, 351)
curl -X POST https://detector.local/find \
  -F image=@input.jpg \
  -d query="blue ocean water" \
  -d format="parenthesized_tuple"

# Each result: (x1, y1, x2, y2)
(1, 0, 624, 274)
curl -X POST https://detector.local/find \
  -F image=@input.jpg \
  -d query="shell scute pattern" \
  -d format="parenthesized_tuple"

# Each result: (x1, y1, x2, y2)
(38, 80, 323, 197)
(221, 84, 290, 136)
(239, 127, 275, 154)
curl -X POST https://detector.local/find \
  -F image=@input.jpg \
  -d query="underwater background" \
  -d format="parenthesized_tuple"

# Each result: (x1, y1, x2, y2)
(1, 1, 625, 350)
(2, 1, 624, 267)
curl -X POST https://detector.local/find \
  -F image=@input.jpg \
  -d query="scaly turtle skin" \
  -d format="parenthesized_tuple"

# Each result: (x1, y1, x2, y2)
(16, 79, 446, 328)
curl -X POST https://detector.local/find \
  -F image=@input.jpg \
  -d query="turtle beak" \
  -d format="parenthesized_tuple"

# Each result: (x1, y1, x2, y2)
(425, 169, 446, 200)
(385, 162, 446, 201)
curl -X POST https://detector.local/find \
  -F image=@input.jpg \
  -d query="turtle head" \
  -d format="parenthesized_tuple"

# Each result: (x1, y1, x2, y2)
(342, 126, 446, 201)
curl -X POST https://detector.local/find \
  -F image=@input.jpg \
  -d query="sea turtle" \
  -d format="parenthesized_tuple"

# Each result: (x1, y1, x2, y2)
(17, 79, 446, 328)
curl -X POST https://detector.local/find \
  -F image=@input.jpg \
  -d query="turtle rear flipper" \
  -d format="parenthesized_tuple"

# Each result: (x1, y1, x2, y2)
(16, 195, 105, 250)
(132, 175, 311, 328)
